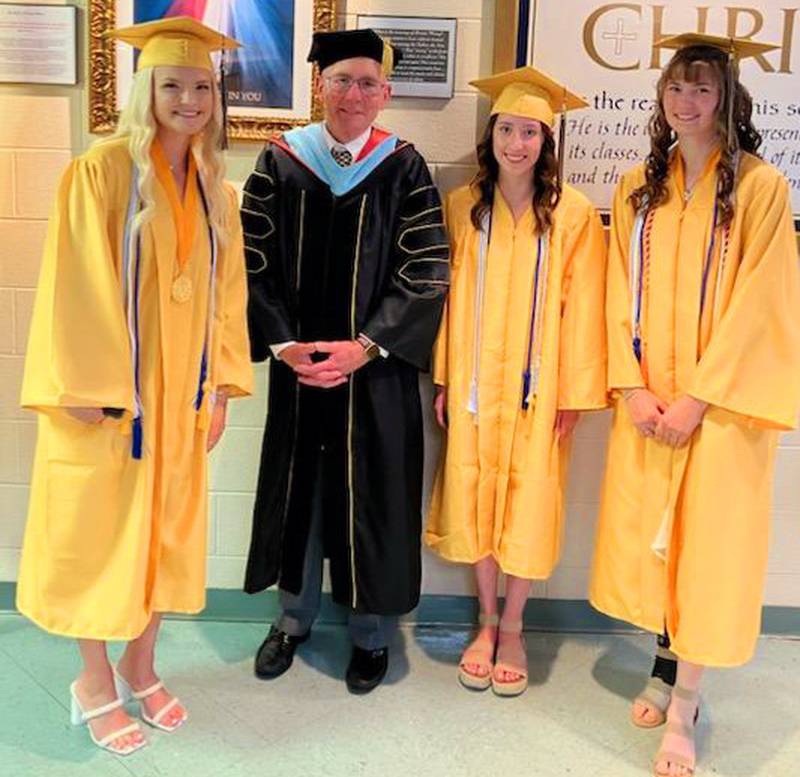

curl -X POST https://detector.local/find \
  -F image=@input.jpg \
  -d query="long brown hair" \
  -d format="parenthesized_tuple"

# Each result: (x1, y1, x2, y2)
(630, 45, 762, 226)
(470, 114, 561, 234)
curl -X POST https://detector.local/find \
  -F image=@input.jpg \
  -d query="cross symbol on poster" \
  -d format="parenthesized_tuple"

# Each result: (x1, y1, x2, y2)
(602, 18, 637, 56)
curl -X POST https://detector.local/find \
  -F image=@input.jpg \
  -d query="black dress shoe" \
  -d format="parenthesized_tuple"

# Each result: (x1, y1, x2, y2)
(346, 646, 388, 695)
(254, 625, 310, 679)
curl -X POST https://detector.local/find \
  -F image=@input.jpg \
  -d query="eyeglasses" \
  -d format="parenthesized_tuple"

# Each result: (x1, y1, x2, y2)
(324, 75, 384, 97)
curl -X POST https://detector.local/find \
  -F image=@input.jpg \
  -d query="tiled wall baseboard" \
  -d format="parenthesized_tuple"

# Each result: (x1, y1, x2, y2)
(1, 583, 798, 635)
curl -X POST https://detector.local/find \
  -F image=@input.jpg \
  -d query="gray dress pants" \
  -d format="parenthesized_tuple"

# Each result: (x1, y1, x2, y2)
(276, 446, 397, 650)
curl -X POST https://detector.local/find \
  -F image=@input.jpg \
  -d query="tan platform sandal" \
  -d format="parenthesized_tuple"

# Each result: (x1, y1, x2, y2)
(653, 685, 700, 777)
(633, 676, 672, 728)
(491, 619, 528, 697)
(458, 613, 499, 691)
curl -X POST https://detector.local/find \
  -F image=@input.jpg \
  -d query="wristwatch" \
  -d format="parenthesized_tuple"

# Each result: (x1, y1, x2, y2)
(356, 333, 380, 361)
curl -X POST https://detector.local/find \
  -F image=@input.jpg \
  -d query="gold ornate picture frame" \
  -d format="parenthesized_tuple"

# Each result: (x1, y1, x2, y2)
(492, 0, 522, 73)
(88, 0, 337, 141)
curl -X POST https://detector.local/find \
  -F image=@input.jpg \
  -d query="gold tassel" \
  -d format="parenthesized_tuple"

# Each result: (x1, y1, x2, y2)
(726, 40, 738, 156)
(380, 38, 394, 78)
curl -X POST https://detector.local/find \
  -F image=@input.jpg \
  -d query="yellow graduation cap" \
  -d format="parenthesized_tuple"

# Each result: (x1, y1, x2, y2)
(658, 32, 780, 158)
(106, 16, 240, 72)
(470, 66, 588, 129)
(658, 32, 779, 61)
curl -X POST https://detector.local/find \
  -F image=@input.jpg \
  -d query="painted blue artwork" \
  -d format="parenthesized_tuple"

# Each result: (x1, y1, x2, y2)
(134, 0, 295, 109)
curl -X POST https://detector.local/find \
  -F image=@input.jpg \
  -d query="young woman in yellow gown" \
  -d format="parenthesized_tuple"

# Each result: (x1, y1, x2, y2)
(589, 34, 800, 776)
(15, 18, 253, 754)
(426, 67, 607, 696)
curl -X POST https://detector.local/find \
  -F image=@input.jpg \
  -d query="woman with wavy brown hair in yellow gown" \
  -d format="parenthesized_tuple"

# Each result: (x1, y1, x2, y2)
(426, 67, 607, 697)
(590, 34, 800, 777)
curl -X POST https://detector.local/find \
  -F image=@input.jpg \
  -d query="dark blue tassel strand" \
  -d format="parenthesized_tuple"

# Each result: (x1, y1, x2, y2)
(132, 416, 143, 460)
(195, 351, 208, 411)
(521, 371, 531, 410)
(633, 336, 642, 363)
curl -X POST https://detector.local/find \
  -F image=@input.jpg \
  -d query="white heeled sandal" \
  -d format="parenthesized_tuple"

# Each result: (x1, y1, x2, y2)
(69, 681, 146, 755)
(114, 669, 187, 732)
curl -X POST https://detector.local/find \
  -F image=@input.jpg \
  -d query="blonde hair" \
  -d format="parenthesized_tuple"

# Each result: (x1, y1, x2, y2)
(99, 67, 231, 244)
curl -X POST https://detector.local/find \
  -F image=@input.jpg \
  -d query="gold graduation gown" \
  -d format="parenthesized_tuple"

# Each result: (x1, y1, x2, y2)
(590, 151, 800, 666)
(425, 184, 607, 578)
(16, 138, 253, 641)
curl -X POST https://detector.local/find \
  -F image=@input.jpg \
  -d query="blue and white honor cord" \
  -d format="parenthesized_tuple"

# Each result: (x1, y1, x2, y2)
(468, 207, 550, 416)
(467, 211, 491, 418)
(521, 234, 549, 410)
(628, 197, 722, 364)
(122, 168, 145, 458)
(628, 206, 648, 364)
(194, 184, 218, 416)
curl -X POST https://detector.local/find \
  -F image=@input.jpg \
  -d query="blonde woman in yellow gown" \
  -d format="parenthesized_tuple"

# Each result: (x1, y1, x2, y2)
(426, 68, 607, 696)
(15, 18, 253, 754)
(589, 34, 800, 776)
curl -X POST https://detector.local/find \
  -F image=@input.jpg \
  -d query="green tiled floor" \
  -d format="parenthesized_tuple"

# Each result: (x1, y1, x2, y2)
(1, 613, 798, 777)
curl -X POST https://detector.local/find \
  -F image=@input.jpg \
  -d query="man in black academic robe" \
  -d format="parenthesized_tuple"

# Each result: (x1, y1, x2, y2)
(241, 29, 449, 693)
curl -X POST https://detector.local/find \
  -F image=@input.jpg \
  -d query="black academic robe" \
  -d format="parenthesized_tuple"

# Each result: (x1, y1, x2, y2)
(241, 135, 449, 615)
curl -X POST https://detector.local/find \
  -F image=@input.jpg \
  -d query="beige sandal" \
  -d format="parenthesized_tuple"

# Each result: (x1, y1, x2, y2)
(491, 619, 528, 697)
(632, 646, 677, 728)
(633, 675, 672, 728)
(458, 613, 498, 691)
(653, 685, 699, 777)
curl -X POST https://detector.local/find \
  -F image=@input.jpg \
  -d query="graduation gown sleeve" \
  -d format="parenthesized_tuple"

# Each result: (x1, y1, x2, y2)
(241, 147, 294, 361)
(688, 169, 800, 429)
(557, 197, 608, 409)
(361, 154, 450, 370)
(20, 154, 134, 414)
(215, 185, 254, 397)
(606, 174, 647, 393)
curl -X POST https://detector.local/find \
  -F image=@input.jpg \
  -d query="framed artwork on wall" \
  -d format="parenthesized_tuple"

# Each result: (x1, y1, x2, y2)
(0, 4, 78, 85)
(356, 15, 458, 99)
(88, 0, 337, 141)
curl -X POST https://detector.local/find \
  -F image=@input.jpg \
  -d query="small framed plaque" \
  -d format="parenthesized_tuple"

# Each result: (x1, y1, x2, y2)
(0, 3, 78, 85)
(357, 15, 457, 99)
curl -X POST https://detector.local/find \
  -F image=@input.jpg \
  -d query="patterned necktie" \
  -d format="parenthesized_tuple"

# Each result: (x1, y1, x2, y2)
(331, 146, 353, 167)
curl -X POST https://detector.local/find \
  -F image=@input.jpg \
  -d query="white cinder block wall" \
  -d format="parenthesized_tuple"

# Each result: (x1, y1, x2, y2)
(1, 0, 799, 607)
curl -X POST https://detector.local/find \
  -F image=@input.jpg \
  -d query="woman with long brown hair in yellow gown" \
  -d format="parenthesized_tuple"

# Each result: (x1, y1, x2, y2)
(426, 67, 607, 696)
(15, 18, 253, 754)
(590, 34, 800, 776)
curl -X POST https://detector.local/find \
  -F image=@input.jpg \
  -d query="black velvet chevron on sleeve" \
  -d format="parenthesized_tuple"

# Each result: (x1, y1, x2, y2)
(241, 146, 294, 362)
(361, 154, 450, 371)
